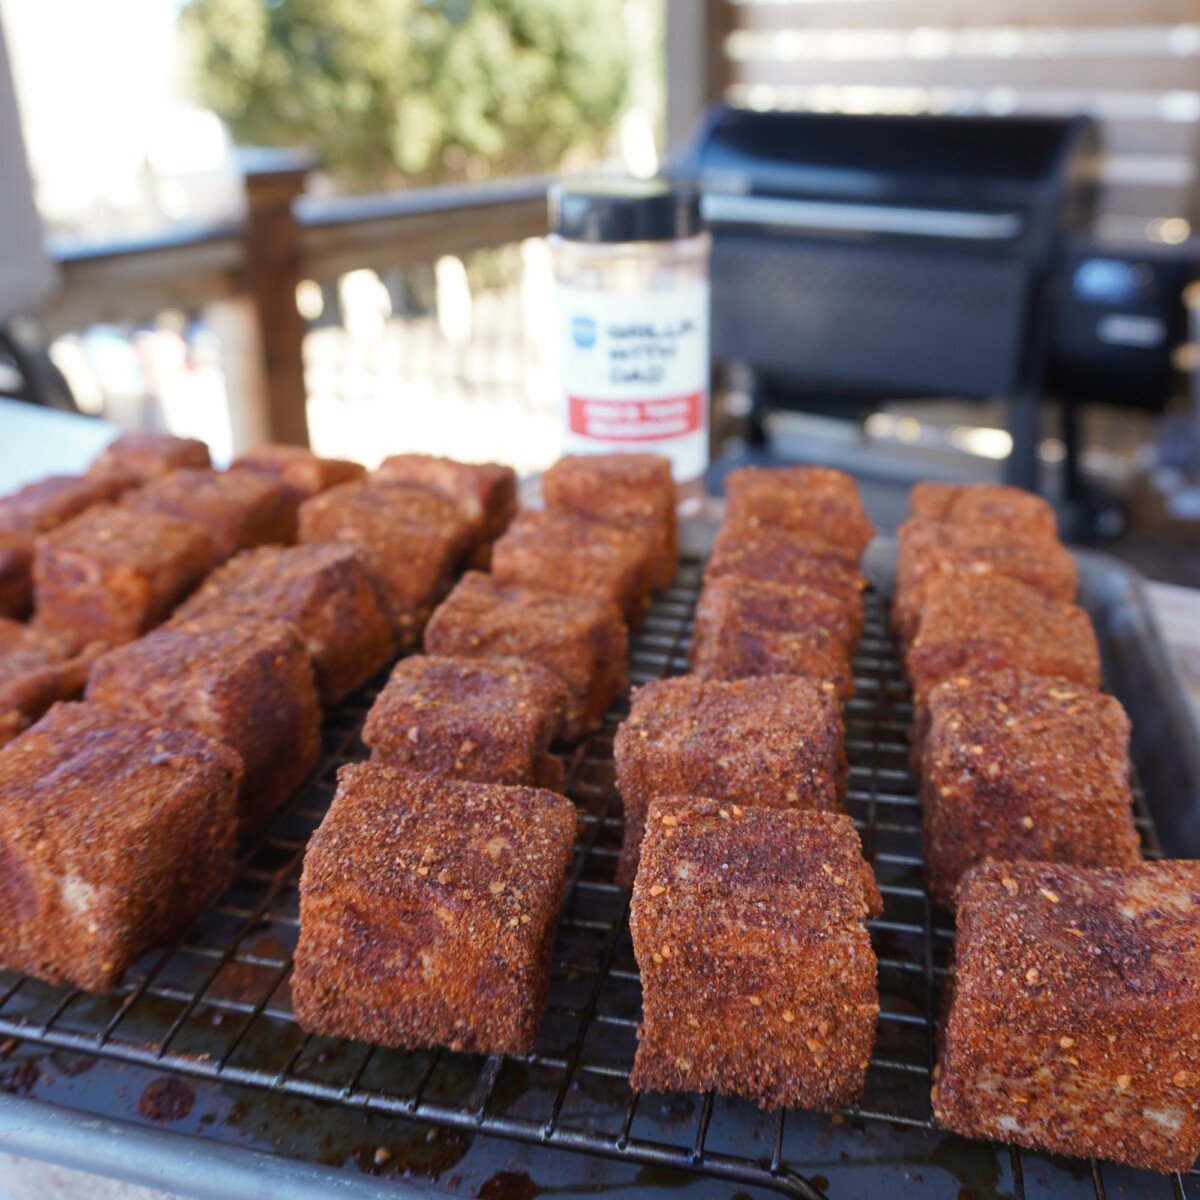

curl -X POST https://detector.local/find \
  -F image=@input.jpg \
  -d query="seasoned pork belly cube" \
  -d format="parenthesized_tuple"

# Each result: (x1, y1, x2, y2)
(292, 763, 576, 1054)
(0, 702, 240, 992)
(935, 860, 1200, 1173)
(614, 674, 844, 888)
(631, 800, 881, 1110)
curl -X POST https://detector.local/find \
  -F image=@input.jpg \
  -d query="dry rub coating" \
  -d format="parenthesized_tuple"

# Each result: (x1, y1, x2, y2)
(0, 530, 33, 619)
(907, 481, 1058, 538)
(33, 504, 213, 646)
(693, 575, 858, 662)
(231, 443, 366, 498)
(362, 654, 568, 788)
(0, 619, 104, 747)
(298, 481, 472, 646)
(934, 860, 1200, 1173)
(919, 671, 1140, 911)
(87, 617, 321, 832)
(723, 465, 875, 557)
(0, 472, 138, 536)
(541, 453, 677, 590)
(907, 574, 1100, 702)
(0, 701, 241, 992)
(705, 520, 865, 633)
(89, 432, 212, 481)
(491, 509, 653, 624)
(374, 453, 517, 550)
(893, 517, 1078, 647)
(123, 467, 298, 561)
(630, 800, 881, 1111)
(424, 571, 628, 741)
(292, 763, 576, 1055)
(614, 676, 845, 889)
(170, 543, 393, 706)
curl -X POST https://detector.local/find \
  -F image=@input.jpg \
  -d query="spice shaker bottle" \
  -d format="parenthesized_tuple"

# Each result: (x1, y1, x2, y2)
(548, 180, 711, 492)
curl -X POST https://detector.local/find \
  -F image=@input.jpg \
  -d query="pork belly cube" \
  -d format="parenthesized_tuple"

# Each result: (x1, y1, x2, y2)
(0, 702, 240, 992)
(123, 467, 297, 562)
(89, 431, 211, 481)
(373, 453, 518, 564)
(424, 572, 627, 741)
(893, 517, 1077, 647)
(0, 472, 138, 536)
(907, 574, 1099, 703)
(631, 801, 881, 1110)
(724, 465, 875, 557)
(934, 860, 1200, 1173)
(0, 620, 104, 746)
(614, 676, 845, 889)
(362, 655, 568, 788)
(694, 574, 858, 661)
(491, 510, 652, 623)
(170, 544, 392, 705)
(907, 481, 1057, 537)
(292, 763, 576, 1054)
(231, 443, 365, 498)
(705, 520, 865, 633)
(87, 617, 320, 831)
(0, 530, 32, 618)
(689, 580, 854, 701)
(33, 505, 213, 646)
(919, 672, 1140, 911)
(298, 482, 472, 646)
(542, 453, 677, 590)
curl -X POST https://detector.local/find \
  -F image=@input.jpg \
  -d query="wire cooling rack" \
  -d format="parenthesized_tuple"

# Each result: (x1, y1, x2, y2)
(0, 560, 1195, 1199)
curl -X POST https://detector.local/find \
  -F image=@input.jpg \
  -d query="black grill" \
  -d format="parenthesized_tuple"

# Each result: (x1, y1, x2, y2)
(0, 560, 1192, 1198)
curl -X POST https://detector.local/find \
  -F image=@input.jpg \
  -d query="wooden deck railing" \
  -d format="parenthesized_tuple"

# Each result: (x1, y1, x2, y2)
(41, 152, 550, 449)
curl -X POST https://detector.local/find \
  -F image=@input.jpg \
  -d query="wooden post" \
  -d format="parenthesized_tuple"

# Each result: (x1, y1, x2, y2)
(665, 0, 732, 153)
(240, 148, 316, 447)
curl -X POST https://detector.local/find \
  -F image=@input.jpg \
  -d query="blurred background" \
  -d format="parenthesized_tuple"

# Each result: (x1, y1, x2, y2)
(2, 0, 1200, 569)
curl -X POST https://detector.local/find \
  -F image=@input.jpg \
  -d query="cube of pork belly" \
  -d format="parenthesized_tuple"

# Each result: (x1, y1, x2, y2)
(231, 443, 366, 498)
(123, 467, 298, 562)
(424, 571, 628, 741)
(0, 530, 32, 619)
(291, 763, 576, 1055)
(298, 482, 472, 646)
(907, 574, 1099, 703)
(893, 517, 1077, 647)
(170, 544, 393, 706)
(689, 582, 854, 701)
(919, 672, 1140, 911)
(373, 453, 518, 553)
(614, 675, 845, 889)
(0, 619, 104, 746)
(694, 574, 859, 661)
(363, 655, 568, 788)
(89, 431, 212, 481)
(723, 465, 875, 557)
(542, 453, 677, 590)
(934, 860, 1200, 1173)
(491, 510, 653, 624)
(33, 505, 213, 646)
(907, 481, 1058, 537)
(705, 520, 865, 633)
(0, 472, 138, 536)
(631, 800, 881, 1110)
(87, 617, 320, 832)
(0, 702, 240, 992)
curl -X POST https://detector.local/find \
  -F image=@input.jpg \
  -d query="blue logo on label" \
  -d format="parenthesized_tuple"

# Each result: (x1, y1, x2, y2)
(572, 315, 597, 349)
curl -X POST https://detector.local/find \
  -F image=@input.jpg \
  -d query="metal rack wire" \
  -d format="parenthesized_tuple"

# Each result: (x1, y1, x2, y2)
(0, 560, 1195, 1199)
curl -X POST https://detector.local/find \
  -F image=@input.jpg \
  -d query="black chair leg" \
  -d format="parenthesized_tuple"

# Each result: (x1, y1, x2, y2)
(1004, 387, 1040, 492)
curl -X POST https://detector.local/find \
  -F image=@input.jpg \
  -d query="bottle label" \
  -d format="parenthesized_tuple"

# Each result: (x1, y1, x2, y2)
(557, 281, 710, 480)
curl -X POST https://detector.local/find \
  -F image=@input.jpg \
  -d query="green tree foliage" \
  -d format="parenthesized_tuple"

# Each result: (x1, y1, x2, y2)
(181, 0, 631, 189)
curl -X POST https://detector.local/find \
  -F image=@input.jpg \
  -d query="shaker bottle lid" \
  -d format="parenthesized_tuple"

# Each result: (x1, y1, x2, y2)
(549, 178, 702, 243)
